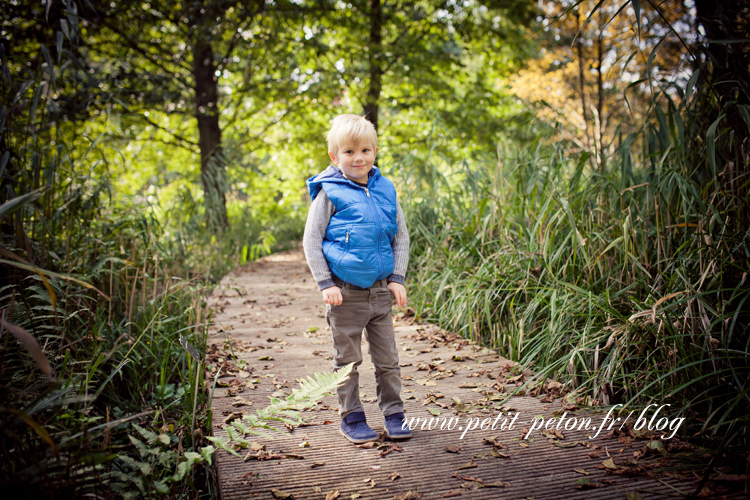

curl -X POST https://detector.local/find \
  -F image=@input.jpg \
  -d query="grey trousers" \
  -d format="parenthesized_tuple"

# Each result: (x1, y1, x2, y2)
(326, 279, 403, 419)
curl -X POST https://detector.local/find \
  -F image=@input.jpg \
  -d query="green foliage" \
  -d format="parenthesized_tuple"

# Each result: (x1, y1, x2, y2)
(110, 424, 217, 500)
(403, 67, 749, 452)
(0, 3, 298, 499)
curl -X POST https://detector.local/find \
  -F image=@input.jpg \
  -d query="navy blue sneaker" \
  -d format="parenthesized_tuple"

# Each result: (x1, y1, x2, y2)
(340, 411, 378, 444)
(384, 412, 412, 440)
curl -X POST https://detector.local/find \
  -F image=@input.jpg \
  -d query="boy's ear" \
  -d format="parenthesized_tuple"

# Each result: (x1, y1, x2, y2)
(328, 151, 337, 164)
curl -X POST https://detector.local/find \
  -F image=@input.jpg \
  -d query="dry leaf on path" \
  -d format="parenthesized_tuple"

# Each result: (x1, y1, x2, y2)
(393, 491, 422, 500)
(325, 490, 339, 500)
(602, 458, 617, 470)
(445, 445, 460, 453)
(271, 489, 295, 499)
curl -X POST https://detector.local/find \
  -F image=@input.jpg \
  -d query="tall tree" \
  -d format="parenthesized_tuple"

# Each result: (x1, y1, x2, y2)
(315, 0, 534, 160)
(510, 0, 692, 169)
(363, 0, 383, 131)
(87, 0, 283, 231)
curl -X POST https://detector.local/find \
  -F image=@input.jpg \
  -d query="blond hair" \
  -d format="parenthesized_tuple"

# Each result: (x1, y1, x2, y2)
(326, 114, 378, 153)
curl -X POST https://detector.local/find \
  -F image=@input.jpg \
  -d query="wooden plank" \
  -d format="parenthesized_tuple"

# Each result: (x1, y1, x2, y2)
(208, 249, 704, 500)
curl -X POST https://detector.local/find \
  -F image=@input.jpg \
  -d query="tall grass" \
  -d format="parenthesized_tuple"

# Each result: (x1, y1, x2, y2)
(0, 3, 302, 498)
(399, 76, 749, 453)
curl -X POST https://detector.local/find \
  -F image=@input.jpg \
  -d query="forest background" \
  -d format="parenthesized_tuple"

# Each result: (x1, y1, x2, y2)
(1, 0, 748, 498)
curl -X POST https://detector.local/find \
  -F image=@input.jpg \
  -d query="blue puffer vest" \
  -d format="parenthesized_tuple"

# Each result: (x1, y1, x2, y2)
(307, 166, 398, 288)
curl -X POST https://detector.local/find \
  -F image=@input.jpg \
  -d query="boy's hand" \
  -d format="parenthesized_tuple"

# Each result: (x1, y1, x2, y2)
(388, 282, 407, 307)
(322, 286, 343, 306)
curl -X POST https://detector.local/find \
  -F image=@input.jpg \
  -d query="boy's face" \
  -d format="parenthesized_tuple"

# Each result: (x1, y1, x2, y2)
(328, 141, 378, 183)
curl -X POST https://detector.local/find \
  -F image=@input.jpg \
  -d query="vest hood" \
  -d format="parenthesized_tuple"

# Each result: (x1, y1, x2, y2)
(306, 165, 381, 200)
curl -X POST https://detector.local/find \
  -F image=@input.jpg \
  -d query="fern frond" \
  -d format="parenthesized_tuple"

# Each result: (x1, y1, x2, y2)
(223, 364, 353, 449)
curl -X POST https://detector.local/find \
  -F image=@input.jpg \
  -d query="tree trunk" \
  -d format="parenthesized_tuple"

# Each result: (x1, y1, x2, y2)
(190, 2, 229, 231)
(574, 8, 591, 156)
(363, 0, 383, 132)
(596, 9, 605, 172)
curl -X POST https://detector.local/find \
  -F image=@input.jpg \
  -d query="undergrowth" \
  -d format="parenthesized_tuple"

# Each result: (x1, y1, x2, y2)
(400, 68, 749, 461)
(0, 2, 304, 498)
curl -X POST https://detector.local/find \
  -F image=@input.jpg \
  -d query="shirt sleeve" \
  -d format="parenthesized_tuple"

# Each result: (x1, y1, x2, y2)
(387, 199, 410, 285)
(302, 190, 338, 290)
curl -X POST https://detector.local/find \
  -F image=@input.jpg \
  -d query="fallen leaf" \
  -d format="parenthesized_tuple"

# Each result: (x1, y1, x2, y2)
(312, 486, 322, 493)
(379, 443, 404, 457)
(388, 471, 401, 481)
(325, 490, 340, 500)
(442, 491, 462, 497)
(416, 379, 437, 387)
(310, 462, 325, 468)
(231, 397, 254, 407)
(483, 480, 508, 487)
(222, 412, 244, 424)
(575, 478, 599, 490)
(457, 461, 477, 470)
(244, 449, 283, 461)
(625, 492, 644, 500)
(284, 453, 305, 459)
(445, 445, 460, 453)
(646, 440, 666, 456)
(350, 494, 361, 499)
(554, 440, 579, 448)
(271, 489, 295, 499)
(299, 440, 310, 447)
(602, 458, 617, 470)
(428, 408, 441, 416)
(574, 469, 589, 475)
(393, 491, 422, 500)
(482, 436, 505, 448)
(355, 442, 377, 449)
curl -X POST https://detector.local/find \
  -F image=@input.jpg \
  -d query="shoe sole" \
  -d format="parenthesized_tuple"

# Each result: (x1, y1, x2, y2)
(339, 428, 378, 444)
(385, 430, 412, 440)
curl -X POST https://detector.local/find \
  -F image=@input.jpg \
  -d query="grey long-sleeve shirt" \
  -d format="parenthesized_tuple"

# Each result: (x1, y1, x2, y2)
(303, 190, 410, 291)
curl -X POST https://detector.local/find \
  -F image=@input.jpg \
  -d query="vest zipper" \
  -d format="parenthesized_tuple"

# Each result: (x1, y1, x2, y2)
(362, 182, 383, 278)
(346, 232, 349, 243)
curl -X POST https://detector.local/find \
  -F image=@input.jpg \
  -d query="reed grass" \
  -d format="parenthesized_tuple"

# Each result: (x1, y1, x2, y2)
(398, 74, 749, 453)
(0, 7, 302, 497)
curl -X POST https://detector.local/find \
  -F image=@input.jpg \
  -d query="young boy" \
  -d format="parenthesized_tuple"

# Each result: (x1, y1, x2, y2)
(303, 114, 411, 444)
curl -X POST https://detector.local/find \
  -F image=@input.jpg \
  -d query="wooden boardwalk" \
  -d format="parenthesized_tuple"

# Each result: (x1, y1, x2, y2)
(207, 250, 702, 500)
